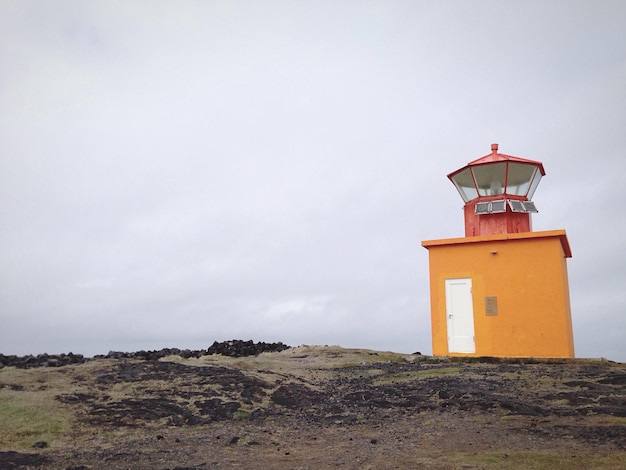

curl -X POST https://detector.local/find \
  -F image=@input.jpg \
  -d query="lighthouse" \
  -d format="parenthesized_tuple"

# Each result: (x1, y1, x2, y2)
(422, 144, 574, 358)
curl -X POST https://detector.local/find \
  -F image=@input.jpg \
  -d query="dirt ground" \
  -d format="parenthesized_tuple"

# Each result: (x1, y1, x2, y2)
(1, 346, 624, 469)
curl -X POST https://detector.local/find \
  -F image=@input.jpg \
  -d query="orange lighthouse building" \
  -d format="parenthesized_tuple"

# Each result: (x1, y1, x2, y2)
(422, 144, 574, 358)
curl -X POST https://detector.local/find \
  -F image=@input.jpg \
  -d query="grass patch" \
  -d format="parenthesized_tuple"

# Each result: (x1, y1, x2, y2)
(373, 367, 460, 385)
(375, 352, 411, 364)
(0, 391, 69, 447)
(336, 368, 386, 381)
(451, 450, 626, 469)
(415, 367, 462, 377)
(233, 410, 249, 420)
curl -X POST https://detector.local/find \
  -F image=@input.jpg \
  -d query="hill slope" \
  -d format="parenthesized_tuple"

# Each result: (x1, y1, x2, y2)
(1, 345, 624, 469)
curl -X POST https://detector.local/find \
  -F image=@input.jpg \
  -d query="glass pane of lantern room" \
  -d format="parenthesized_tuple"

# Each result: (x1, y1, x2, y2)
(506, 163, 536, 196)
(526, 168, 542, 199)
(472, 163, 506, 196)
(450, 168, 478, 202)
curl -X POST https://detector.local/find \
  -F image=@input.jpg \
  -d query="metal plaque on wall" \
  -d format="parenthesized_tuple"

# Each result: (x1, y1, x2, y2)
(485, 296, 498, 316)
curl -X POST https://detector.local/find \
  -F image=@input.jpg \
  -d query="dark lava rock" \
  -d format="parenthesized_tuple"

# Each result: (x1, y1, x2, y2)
(0, 352, 86, 369)
(88, 397, 208, 427)
(0, 451, 49, 469)
(598, 373, 626, 385)
(207, 339, 290, 357)
(195, 398, 241, 420)
(1, 340, 291, 369)
(98, 340, 290, 362)
(271, 383, 327, 410)
(57, 360, 272, 427)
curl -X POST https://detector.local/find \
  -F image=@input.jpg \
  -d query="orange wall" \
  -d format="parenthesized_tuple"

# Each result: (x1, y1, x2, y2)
(422, 230, 574, 358)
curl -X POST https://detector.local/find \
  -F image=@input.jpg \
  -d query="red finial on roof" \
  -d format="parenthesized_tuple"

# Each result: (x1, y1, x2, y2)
(491, 143, 498, 153)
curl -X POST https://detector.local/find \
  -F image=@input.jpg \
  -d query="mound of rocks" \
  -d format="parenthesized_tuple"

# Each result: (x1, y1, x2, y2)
(98, 340, 290, 361)
(95, 348, 207, 361)
(0, 352, 86, 369)
(207, 339, 290, 357)
(0, 340, 290, 369)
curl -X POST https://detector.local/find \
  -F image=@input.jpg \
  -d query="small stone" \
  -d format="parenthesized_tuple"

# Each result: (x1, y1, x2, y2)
(370, 438, 378, 444)
(32, 441, 48, 448)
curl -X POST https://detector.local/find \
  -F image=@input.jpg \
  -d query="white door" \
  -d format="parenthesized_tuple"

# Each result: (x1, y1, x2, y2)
(445, 278, 475, 353)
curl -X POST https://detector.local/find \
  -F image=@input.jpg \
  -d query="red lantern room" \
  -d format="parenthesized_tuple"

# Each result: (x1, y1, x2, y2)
(447, 143, 545, 237)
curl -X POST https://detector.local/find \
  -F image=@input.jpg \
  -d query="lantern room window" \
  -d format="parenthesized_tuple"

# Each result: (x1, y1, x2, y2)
(473, 163, 507, 197)
(507, 163, 541, 197)
(525, 167, 542, 200)
(450, 167, 478, 202)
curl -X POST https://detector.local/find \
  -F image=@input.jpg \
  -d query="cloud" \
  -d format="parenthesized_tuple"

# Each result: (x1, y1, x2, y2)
(1, 1, 625, 360)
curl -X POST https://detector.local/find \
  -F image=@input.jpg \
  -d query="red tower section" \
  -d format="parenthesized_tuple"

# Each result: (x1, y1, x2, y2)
(447, 144, 545, 237)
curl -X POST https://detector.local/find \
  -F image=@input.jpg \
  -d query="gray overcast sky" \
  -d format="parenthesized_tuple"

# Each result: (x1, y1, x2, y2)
(1, 1, 625, 361)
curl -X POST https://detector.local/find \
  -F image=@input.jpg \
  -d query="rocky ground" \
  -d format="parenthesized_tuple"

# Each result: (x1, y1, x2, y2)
(0, 342, 624, 469)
